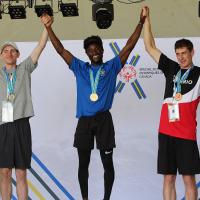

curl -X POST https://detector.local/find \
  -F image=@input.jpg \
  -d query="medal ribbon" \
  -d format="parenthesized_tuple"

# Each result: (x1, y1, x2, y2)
(3, 67, 17, 96)
(173, 65, 194, 97)
(89, 65, 102, 94)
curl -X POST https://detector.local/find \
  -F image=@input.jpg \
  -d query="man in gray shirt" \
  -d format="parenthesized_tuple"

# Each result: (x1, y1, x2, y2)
(0, 26, 48, 199)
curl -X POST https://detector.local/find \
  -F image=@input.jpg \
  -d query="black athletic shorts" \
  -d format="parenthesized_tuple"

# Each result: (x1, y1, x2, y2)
(0, 118, 32, 169)
(158, 133, 200, 175)
(74, 110, 115, 150)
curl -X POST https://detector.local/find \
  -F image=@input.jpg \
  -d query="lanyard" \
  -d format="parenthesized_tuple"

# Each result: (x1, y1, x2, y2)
(89, 65, 102, 94)
(3, 67, 17, 95)
(173, 65, 194, 100)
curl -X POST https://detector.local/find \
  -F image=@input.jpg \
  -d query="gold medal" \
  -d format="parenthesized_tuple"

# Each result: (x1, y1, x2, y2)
(174, 93, 182, 101)
(90, 93, 98, 102)
(8, 94, 15, 102)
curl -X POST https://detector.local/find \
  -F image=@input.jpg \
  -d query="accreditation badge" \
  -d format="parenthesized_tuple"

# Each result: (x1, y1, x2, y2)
(168, 103, 180, 122)
(2, 101, 14, 122)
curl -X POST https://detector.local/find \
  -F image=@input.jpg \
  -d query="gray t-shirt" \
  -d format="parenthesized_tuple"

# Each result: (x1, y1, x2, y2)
(0, 56, 37, 125)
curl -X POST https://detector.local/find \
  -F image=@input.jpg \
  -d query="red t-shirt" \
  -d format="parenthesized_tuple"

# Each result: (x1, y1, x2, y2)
(158, 54, 200, 141)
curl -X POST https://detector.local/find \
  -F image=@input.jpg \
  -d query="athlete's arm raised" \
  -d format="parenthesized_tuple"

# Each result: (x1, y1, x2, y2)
(143, 6, 161, 64)
(119, 7, 146, 67)
(41, 14, 73, 66)
(30, 28, 48, 64)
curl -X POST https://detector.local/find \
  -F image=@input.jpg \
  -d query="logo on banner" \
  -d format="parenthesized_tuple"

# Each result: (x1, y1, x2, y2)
(109, 42, 146, 100)
(119, 65, 137, 82)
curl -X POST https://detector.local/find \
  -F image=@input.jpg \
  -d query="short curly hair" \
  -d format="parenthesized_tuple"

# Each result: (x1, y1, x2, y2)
(83, 35, 103, 50)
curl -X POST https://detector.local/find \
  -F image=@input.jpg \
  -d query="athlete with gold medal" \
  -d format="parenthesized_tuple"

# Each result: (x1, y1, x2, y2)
(41, 7, 147, 200)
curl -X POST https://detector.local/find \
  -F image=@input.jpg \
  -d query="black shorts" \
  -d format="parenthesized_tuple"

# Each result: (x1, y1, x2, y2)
(0, 118, 32, 169)
(74, 110, 115, 150)
(158, 133, 200, 175)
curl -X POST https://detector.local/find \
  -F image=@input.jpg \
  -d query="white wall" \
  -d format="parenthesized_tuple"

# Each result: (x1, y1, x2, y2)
(4, 37, 200, 200)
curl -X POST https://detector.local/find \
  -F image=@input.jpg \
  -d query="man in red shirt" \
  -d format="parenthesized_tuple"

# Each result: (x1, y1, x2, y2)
(143, 6, 200, 200)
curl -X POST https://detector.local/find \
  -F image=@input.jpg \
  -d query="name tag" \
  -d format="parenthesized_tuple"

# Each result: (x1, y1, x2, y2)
(2, 101, 13, 123)
(168, 103, 180, 122)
